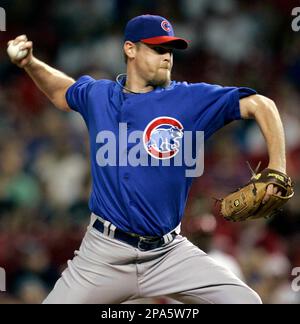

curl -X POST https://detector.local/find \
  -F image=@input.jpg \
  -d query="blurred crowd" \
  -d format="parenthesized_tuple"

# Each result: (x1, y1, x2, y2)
(0, 0, 300, 304)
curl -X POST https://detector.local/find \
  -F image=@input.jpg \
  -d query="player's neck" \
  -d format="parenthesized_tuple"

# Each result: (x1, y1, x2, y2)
(124, 72, 154, 94)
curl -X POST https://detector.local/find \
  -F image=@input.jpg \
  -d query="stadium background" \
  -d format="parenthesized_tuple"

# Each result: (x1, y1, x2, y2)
(0, 0, 299, 303)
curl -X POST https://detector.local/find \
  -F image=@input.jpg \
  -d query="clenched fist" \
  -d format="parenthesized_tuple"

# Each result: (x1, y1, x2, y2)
(7, 34, 33, 68)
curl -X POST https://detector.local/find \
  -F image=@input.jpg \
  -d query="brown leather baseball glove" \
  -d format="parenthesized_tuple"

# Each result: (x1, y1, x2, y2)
(220, 164, 294, 222)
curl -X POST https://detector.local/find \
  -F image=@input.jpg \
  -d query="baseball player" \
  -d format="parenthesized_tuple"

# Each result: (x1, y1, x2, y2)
(8, 15, 292, 304)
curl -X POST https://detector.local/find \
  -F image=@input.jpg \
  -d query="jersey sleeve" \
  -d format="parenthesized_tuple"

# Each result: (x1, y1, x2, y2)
(65, 75, 96, 117)
(190, 83, 257, 139)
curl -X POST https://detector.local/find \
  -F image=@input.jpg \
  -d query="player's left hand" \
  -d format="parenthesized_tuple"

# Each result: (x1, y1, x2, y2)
(219, 167, 294, 222)
(262, 184, 282, 204)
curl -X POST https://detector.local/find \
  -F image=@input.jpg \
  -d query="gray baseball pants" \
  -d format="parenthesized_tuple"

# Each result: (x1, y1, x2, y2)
(43, 214, 262, 304)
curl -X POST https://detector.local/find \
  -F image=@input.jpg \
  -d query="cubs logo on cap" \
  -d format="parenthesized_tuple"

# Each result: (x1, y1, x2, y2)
(143, 117, 184, 160)
(124, 15, 189, 50)
(161, 20, 171, 32)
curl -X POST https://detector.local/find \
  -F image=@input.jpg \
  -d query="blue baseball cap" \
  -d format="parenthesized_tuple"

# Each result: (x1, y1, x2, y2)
(124, 15, 189, 50)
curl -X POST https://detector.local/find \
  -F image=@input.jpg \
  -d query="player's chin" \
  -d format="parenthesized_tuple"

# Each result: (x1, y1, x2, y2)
(152, 71, 171, 87)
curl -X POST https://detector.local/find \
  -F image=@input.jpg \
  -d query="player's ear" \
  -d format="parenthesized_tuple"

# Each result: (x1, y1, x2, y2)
(124, 41, 138, 61)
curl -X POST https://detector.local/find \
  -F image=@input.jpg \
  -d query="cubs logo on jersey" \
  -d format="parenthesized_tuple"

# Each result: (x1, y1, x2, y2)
(143, 117, 184, 160)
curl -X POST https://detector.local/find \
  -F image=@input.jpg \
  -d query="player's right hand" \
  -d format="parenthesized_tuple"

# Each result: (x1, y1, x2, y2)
(7, 35, 33, 68)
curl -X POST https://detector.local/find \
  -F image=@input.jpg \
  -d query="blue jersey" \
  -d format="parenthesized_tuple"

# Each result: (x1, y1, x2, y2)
(66, 75, 256, 236)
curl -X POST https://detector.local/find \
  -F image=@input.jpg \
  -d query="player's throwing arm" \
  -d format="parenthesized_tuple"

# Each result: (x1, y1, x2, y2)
(7, 34, 75, 111)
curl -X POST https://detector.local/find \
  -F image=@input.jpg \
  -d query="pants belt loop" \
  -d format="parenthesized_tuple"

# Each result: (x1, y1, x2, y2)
(92, 213, 112, 237)
(103, 221, 111, 236)
(108, 224, 116, 239)
(162, 233, 171, 245)
(162, 223, 181, 245)
(174, 223, 181, 235)
(92, 213, 106, 224)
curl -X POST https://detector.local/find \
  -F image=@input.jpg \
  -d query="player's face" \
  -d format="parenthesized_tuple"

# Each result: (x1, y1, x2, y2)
(135, 43, 173, 87)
